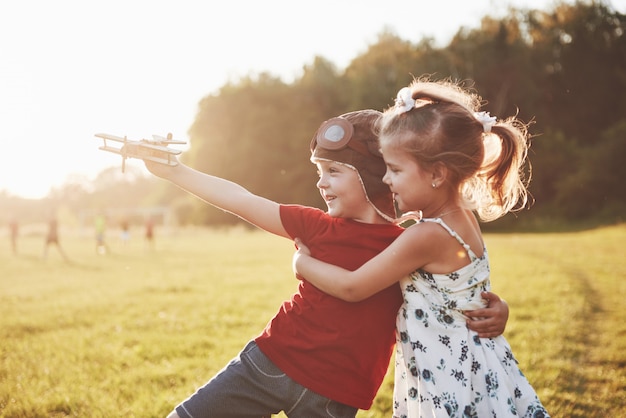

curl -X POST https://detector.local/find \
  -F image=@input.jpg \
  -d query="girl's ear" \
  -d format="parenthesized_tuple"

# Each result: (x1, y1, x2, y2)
(431, 162, 448, 185)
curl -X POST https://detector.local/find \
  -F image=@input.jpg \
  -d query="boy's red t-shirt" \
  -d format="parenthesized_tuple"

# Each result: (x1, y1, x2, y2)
(254, 204, 404, 410)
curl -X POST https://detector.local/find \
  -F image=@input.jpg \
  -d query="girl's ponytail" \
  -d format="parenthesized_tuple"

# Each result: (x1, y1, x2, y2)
(476, 118, 531, 221)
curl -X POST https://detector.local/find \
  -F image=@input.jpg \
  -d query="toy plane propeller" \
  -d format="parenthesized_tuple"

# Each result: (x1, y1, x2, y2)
(94, 132, 186, 172)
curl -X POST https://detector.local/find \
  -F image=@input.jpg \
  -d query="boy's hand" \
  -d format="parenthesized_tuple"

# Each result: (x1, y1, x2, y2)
(124, 142, 181, 179)
(465, 291, 509, 338)
(142, 154, 180, 178)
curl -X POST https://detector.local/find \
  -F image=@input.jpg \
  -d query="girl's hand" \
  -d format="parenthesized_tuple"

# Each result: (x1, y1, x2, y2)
(293, 238, 311, 256)
(292, 238, 311, 280)
(465, 291, 509, 338)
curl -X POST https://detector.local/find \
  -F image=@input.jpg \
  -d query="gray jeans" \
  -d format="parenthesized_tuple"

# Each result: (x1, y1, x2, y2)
(175, 340, 358, 418)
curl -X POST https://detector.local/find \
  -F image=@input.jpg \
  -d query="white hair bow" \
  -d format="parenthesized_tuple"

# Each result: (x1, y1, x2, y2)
(395, 87, 415, 115)
(474, 111, 497, 132)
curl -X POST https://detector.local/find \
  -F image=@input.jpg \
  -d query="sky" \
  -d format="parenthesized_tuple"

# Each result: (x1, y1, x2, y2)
(1, 0, 624, 199)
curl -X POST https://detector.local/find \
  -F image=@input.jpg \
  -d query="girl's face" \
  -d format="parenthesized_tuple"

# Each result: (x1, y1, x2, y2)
(315, 160, 379, 222)
(381, 141, 433, 214)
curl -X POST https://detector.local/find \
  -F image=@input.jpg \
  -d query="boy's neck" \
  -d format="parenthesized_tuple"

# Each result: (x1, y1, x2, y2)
(342, 213, 393, 225)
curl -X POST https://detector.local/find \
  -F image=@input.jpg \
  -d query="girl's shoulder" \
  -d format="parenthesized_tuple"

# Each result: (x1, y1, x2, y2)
(401, 219, 453, 248)
(420, 216, 485, 258)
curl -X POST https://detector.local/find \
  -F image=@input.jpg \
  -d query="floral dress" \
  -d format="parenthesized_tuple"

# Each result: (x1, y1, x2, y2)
(393, 218, 549, 418)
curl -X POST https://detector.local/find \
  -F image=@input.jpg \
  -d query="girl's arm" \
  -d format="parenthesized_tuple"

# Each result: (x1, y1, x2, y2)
(294, 227, 509, 336)
(143, 158, 289, 238)
(293, 224, 440, 302)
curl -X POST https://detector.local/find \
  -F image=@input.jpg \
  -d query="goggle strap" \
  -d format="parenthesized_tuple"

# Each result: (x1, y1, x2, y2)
(345, 138, 372, 157)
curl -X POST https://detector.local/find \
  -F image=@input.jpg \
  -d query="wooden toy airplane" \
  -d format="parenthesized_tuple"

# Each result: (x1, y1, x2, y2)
(95, 132, 186, 172)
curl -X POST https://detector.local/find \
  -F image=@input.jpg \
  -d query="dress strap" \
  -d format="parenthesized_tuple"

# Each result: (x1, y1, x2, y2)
(420, 218, 478, 261)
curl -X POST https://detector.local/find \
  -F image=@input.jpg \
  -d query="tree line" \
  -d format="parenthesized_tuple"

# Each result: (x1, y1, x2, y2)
(3, 1, 625, 231)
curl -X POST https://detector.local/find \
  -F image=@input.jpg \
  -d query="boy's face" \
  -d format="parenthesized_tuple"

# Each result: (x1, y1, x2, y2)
(315, 160, 381, 223)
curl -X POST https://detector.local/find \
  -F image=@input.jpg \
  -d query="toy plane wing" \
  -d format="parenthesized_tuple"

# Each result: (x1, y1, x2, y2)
(139, 142, 183, 154)
(152, 134, 186, 145)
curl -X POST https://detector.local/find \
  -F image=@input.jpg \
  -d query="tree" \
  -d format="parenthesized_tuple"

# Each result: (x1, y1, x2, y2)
(528, 1, 626, 143)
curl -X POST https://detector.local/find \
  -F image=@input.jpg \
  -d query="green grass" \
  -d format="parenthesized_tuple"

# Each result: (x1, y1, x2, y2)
(1, 224, 624, 417)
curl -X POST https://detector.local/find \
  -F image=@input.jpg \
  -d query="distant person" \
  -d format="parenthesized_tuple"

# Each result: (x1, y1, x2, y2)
(144, 217, 155, 251)
(135, 109, 509, 418)
(43, 216, 69, 261)
(95, 213, 109, 255)
(9, 217, 18, 255)
(120, 219, 130, 246)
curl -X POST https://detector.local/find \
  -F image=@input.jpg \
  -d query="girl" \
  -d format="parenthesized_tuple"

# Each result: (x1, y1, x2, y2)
(293, 79, 550, 417)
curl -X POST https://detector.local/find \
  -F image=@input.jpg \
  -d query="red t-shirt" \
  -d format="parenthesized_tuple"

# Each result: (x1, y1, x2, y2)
(254, 204, 404, 409)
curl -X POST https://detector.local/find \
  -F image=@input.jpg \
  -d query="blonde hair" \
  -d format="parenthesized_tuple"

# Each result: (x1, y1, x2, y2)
(380, 77, 531, 222)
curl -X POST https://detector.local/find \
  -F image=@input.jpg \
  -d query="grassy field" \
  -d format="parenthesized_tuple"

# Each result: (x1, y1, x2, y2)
(0, 223, 624, 417)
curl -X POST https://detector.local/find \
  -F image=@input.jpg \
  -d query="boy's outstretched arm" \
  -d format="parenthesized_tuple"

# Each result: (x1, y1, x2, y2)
(465, 291, 509, 338)
(142, 157, 289, 238)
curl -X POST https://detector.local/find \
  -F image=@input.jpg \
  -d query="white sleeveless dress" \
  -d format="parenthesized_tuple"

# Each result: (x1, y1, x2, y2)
(393, 218, 550, 418)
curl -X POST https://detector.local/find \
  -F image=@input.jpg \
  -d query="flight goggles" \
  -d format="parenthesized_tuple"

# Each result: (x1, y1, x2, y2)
(310, 117, 371, 156)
